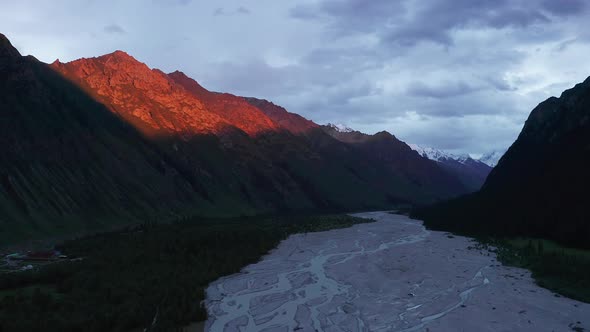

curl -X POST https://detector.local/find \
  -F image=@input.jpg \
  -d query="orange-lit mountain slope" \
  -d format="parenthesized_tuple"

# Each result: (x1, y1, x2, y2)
(168, 71, 279, 135)
(51, 52, 277, 137)
(1, 33, 469, 243)
(244, 97, 319, 134)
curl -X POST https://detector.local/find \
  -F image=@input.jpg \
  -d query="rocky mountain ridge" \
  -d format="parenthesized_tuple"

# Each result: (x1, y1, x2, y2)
(0, 33, 470, 243)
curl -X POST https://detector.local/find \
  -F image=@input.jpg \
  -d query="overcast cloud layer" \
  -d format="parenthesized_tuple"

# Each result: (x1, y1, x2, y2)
(1, 0, 589, 155)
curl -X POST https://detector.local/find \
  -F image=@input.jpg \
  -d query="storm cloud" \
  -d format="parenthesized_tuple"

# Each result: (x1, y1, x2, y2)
(1, 0, 589, 155)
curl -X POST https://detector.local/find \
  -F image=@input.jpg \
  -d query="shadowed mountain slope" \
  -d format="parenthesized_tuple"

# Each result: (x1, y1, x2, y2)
(413, 77, 590, 249)
(437, 157, 491, 192)
(1, 33, 469, 243)
(0, 34, 219, 242)
(322, 126, 467, 199)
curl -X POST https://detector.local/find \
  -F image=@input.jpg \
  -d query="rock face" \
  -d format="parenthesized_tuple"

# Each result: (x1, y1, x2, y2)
(0, 33, 471, 243)
(51, 52, 229, 137)
(414, 77, 590, 249)
(167, 71, 279, 135)
(244, 97, 319, 134)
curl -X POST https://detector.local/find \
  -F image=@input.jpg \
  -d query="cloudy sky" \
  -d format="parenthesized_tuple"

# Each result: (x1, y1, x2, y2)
(1, 0, 589, 155)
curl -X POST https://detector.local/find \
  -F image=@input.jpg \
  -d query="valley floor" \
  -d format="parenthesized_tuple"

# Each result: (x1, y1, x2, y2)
(204, 211, 589, 332)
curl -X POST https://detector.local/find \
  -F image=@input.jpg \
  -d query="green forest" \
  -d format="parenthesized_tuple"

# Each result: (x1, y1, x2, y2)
(0, 214, 372, 332)
(493, 238, 590, 303)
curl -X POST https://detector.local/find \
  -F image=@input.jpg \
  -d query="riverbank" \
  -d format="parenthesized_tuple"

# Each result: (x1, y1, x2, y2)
(0, 214, 372, 332)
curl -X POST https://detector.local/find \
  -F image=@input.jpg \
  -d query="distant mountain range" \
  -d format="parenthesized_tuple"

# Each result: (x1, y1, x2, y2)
(409, 145, 493, 191)
(0, 33, 472, 243)
(414, 76, 590, 249)
(409, 144, 470, 163)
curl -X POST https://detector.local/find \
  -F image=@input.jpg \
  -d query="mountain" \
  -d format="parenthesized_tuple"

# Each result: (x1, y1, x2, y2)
(321, 123, 374, 144)
(321, 126, 467, 200)
(0, 33, 469, 244)
(0, 34, 222, 243)
(243, 97, 318, 134)
(326, 123, 355, 133)
(166, 69, 469, 204)
(413, 77, 590, 249)
(50, 52, 278, 137)
(478, 149, 506, 167)
(166, 70, 280, 135)
(409, 144, 468, 162)
(409, 144, 492, 191)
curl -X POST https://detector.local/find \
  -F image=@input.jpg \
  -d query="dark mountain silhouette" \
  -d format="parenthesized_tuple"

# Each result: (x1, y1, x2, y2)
(437, 157, 491, 192)
(322, 126, 467, 200)
(0, 33, 468, 243)
(0, 34, 218, 242)
(414, 77, 590, 249)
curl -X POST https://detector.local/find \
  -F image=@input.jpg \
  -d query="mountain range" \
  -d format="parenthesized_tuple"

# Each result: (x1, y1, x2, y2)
(409, 144, 492, 191)
(414, 76, 590, 249)
(0, 33, 474, 244)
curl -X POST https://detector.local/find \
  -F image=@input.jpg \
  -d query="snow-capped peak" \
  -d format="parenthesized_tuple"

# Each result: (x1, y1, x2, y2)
(409, 144, 471, 164)
(478, 150, 506, 167)
(326, 123, 354, 133)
